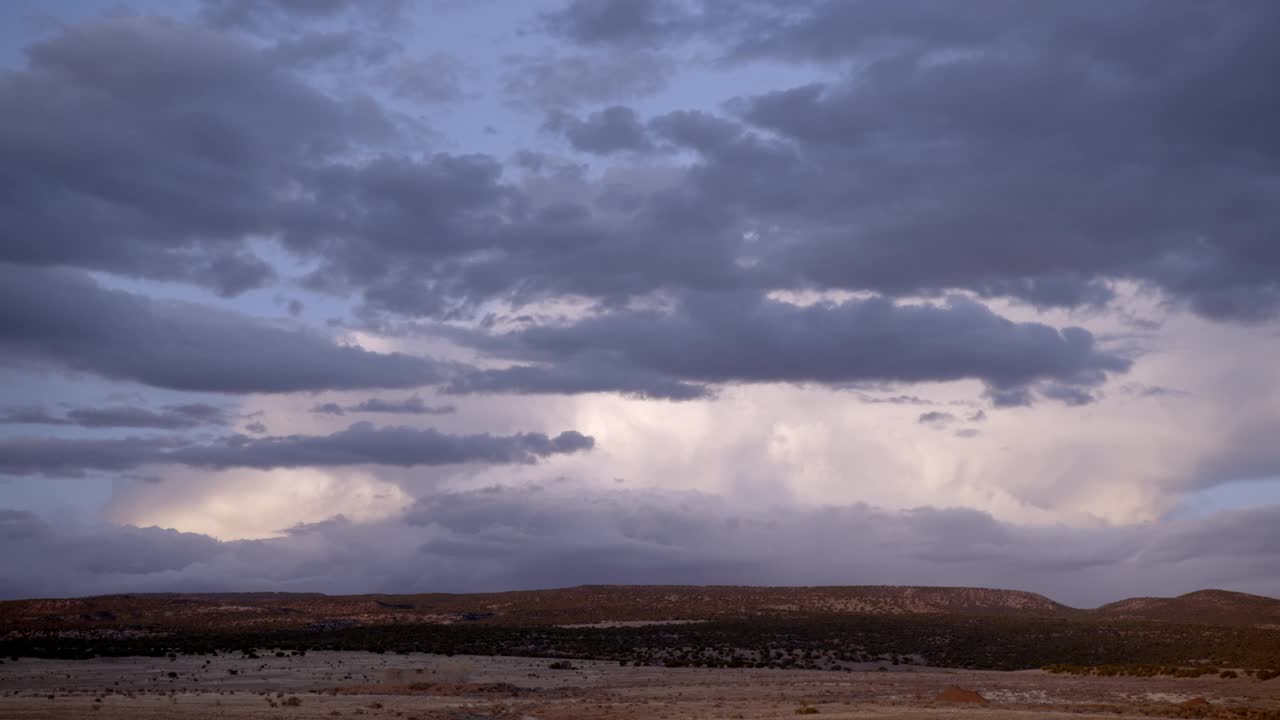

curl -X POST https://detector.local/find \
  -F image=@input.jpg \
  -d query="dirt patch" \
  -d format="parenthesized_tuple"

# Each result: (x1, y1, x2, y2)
(1181, 696, 1212, 707)
(934, 686, 990, 703)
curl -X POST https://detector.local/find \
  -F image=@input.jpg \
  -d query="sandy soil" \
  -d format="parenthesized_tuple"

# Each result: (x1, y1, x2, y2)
(2, 652, 1279, 719)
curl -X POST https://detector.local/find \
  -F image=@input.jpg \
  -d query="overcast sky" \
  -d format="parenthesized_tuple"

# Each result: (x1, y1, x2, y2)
(2, 0, 1279, 606)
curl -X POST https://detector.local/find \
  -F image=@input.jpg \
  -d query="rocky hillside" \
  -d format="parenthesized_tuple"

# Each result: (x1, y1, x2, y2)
(1, 585, 1274, 635)
(1094, 589, 1280, 627)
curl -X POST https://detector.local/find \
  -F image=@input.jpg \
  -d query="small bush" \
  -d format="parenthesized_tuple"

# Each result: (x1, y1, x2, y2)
(548, 660, 575, 670)
(1220, 670, 1238, 679)
(282, 696, 303, 707)
(795, 702, 820, 715)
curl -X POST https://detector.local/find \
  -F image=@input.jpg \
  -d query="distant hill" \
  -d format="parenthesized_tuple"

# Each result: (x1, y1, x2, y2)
(1, 585, 1275, 635)
(1094, 589, 1280, 627)
(0, 585, 1071, 634)
(6, 585, 1280, 671)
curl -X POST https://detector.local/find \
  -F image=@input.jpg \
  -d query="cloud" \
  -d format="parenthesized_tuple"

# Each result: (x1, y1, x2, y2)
(451, 293, 1130, 402)
(382, 55, 464, 102)
(723, 2, 1280, 321)
(528, 2, 1280, 322)
(1, 16, 395, 295)
(544, 106, 655, 155)
(10, 8, 1280, 326)
(4, 486, 1280, 606)
(200, 0, 404, 32)
(266, 30, 398, 69)
(0, 402, 228, 429)
(540, 0, 690, 49)
(310, 395, 456, 416)
(0, 423, 593, 477)
(503, 52, 672, 107)
(918, 411, 956, 427)
(0, 436, 185, 478)
(0, 264, 445, 394)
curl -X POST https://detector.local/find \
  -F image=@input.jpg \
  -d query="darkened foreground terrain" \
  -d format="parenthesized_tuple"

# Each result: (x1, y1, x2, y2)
(3, 586, 1280, 673)
(3, 651, 1280, 720)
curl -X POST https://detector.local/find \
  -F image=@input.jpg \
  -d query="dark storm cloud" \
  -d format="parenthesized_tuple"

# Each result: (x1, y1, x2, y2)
(0, 264, 444, 394)
(0, 436, 185, 478)
(4, 486, 1280, 604)
(452, 293, 1129, 402)
(544, 106, 655, 154)
(0, 423, 593, 477)
(5, 6, 1276, 337)
(0, 403, 228, 429)
(309, 395, 456, 416)
(0, 15, 395, 295)
(0, 511, 223, 596)
(533, 2, 1280, 322)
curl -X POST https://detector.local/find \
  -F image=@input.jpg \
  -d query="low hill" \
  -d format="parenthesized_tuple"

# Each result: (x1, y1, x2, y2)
(1094, 589, 1280, 627)
(1, 585, 1275, 636)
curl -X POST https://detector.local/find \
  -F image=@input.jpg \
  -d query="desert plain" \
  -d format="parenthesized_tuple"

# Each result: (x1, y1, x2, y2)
(4, 650, 1280, 720)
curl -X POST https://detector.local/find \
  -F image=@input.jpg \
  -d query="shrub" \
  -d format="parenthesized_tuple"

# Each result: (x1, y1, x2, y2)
(795, 702, 820, 714)
(282, 696, 302, 707)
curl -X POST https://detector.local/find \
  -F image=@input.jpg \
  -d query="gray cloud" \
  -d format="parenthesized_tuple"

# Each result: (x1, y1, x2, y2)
(167, 423, 593, 470)
(540, 0, 689, 49)
(0, 423, 593, 478)
(3, 486, 1279, 605)
(9, 7, 1278, 334)
(503, 51, 672, 107)
(0, 403, 228, 429)
(1039, 384, 1097, 407)
(266, 30, 398, 69)
(0, 436, 185, 478)
(545, 106, 655, 154)
(0, 264, 444, 394)
(447, 361, 711, 401)
(201, 0, 404, 32)
(383, 55, 464, 102)
(535, 2, 1280, 321)
(451, 293, 1130, 402)
(310, 395, 456, 416)
(917, 411, 956, 427)
(1, 16, 395, 296)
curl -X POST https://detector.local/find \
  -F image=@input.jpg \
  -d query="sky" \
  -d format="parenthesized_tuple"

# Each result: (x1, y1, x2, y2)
(1, 0, 1279, 607)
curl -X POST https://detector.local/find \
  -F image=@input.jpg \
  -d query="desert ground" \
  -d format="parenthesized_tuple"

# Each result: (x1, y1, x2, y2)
(3, 651, 1279, 720)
